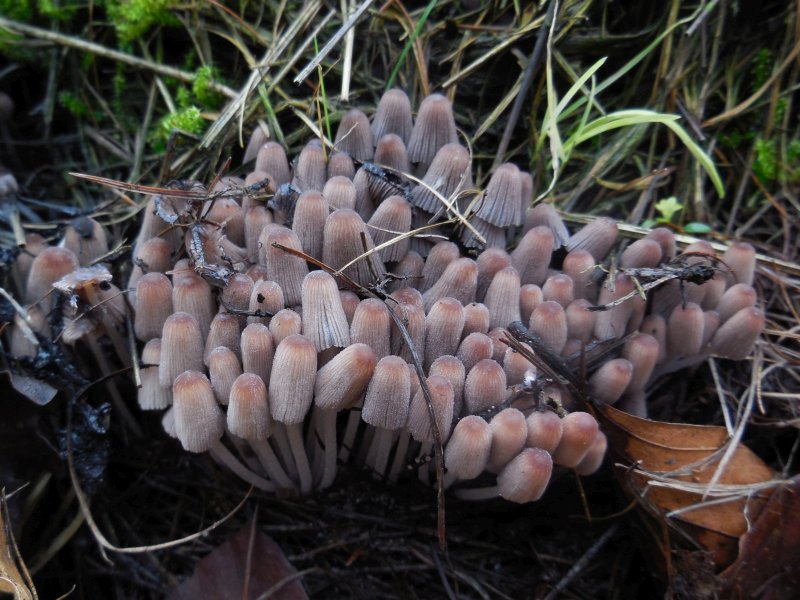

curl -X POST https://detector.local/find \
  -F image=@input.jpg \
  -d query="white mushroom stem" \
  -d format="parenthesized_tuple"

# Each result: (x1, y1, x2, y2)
(249, 439, 296, 491)
(317, 408, 339, 490)
(271, 425, 299, 481)
(338, 402, 363, 462)
(209, 441, 275, 492)
(286, 423, 313, 495)
(417, 441, 433, 484)
(453, 485, 501, 502)
(369, 428, 396, 478)
(388, 431, 411, 483)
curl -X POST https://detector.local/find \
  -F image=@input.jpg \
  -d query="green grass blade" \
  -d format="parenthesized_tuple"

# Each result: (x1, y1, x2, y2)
(385, 0, 438, 91)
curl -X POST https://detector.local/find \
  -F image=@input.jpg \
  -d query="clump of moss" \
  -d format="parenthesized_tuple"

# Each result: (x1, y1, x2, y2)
(150, 106, 205, 151)
(105, 0, 181, 44)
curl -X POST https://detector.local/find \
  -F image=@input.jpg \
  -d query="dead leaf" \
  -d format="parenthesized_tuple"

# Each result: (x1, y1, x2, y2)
(720, 475, 800, 600)
(168, 517, 308, 600)
(597, 404, 777, 569)
(0, 490, 37, 600)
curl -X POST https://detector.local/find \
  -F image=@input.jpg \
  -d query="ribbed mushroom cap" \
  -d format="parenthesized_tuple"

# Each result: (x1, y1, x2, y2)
(339, 290, 360, 324)
(269, 308, 302, 346)
(292, 191, 329, 260)
(542, 274, 575, 308)
(390, 286, 424, 310)
(134, 272, 173, 341)
(138, 339, 172, 410)
(529, 300, 568, 354)
(61, 217, 109, 266)
(335, 108, 374, 161)
(327, 152, 356, 179)
(390, 302, 426, 363)
(709, 306, 764, 360)
(371, 88, 413, 143)
(262, 226, 308, 306)
(502, 344, 535, 387)
(366, 195, 412, 263)
(462, 302, 491, 337)
(666, 302, 705, 358)
(268, 334, 317, 424)
(475, 247, 513, 301)
(475, 163, 523, 227)
(407, 94, 459, 170)
(361, 355, 411, 428)
(463, 359, 507, 414)
(621, 333, 659, 395)
(722, 242, 756, 287)
(350, 298, 392, 359)
(445, 415, 492, 480)
(429, 355, 466, 416)
(642, 227, 676, 260)
(172, 370, 224, 453)
(511, 226, 554, 287)
(244, 206, 274, 258)
(523, 203, 569, 249)
(240, 323, 274, 385)
(247, 279, 285, 326)
(227, 373, 272, 440)
(203, 196, 244, 245)
(424, 297, 465, 370)
(497, 447, 553, 503)
(456, 332, 494, 375)
(322, 209, 386, 287)
(487, 408, 528, 473)
(640, 314, 668, 364)
(422, 257, 478, 312)
(159, 312, 204, 388)
(620, 239, 662, 269)
(575, 431, 608, 476)
(323, 176, 357, 211)
(566, 217, 618, 261)
(255, 141, 291, 186)
(374, 133, 411, 173)
(315, 343, 377, 410)
(593, 274, 638, 340)
(243, 125, 268, 164)
(292, 142, 327, 192)
(419, 241, 460, 292)
(562, 249, 597, 302)
(129, 236, 172, 289)
(552, 412, 599, 468)
(204, 312, 241, 364)
(588, 358, 633, 404)
(715, 283, 757, 323)
(407, 375, 455, 443)
(221, 273, 254, 328)
(484, 266, 521, 329)
(172, 274, 214, 339)
(564, 299, 595, 344)
(525, 410, 563, 453)
(300, 270, 351, 352)
(410, 143, 472, 212)
(208, 346, 242, 405)
(25, 246, 79, 306)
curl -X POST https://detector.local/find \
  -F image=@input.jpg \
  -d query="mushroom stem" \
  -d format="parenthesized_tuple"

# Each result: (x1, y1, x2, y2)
(286, 423, 313, 495)
(338, 403, 362, 462)
(209, 441, 276, 491)
(249, 439, 296, 491)
(271, 425, 299, 481)
(370, 427, 395, 478)
(453, 485, 500, 501)
(388, 430, 411, 482)
(317, 408, 339, 490)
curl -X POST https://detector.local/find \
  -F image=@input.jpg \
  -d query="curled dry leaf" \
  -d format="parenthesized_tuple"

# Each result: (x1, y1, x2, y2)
(168, 517, 307, 600)
(720, 475, 800, 599)
(596, 404, 778, 570)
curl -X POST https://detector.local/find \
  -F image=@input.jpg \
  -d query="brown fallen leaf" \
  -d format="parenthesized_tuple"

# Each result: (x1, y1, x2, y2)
(596, 404, 779, 570)
(720, 475, 800, 600)
(0, 490, 37, 600)
(168, 516, 308, 600)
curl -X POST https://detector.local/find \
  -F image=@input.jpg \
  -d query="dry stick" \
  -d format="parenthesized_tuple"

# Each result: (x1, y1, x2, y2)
(0, 17, 236, 98)
(491, 0, 557, 169)
(272, 242, 448, 550)
(293, 0, 376, 84)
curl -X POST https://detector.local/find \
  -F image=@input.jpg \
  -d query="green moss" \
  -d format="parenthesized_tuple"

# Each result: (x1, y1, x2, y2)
(753, 137, 777, 183)
(752, 49, 773, 92)
(37, 0, 81, 21)
(151, 106, 206, 150)
(0, 0, 33, 20)
(192, 65, 224, 108)
(59, 90, 90, 118)
(104, 0, 181, 44)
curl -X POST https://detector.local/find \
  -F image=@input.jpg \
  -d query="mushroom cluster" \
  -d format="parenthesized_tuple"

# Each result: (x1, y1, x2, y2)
(10, 90, 764, 502)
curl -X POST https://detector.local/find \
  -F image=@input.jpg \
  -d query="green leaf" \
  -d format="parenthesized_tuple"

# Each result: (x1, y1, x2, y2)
(683, 222, 712, 234)
(654, 196, 683, 222)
